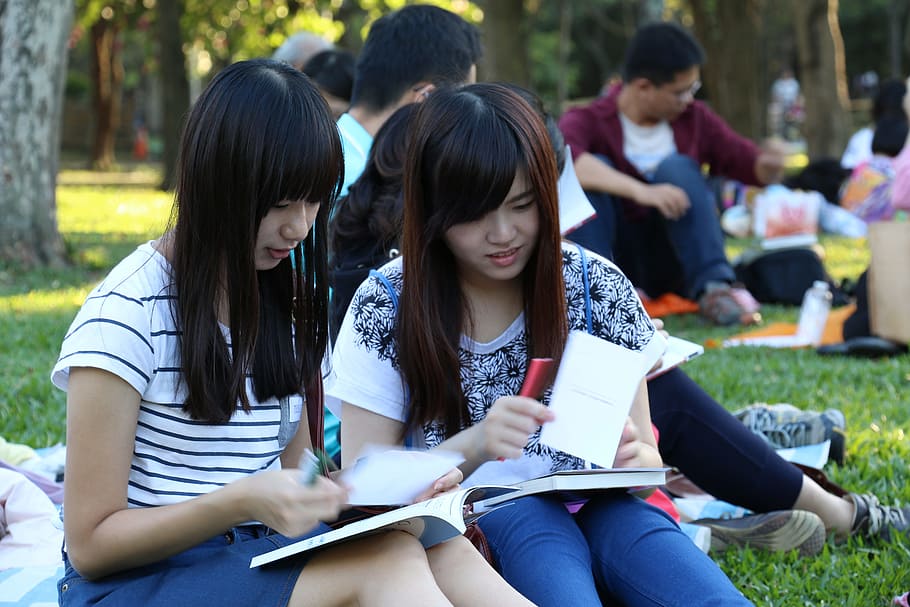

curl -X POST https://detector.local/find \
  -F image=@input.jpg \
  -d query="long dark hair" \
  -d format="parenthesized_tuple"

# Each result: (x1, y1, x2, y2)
(398, 83, 567, 436)
(170, 59, 343, 423)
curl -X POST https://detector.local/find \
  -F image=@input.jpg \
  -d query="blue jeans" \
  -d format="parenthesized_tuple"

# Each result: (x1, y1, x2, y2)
(477, 493, 753, 607)
(566, 154, 735, 300)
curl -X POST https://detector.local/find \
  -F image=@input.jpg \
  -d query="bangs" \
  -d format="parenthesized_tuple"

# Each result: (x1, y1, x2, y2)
(425, 113, 524, 233)
(255, 84, 344, 213)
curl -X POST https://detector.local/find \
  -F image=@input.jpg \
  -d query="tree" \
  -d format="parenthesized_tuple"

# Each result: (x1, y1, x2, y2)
(478, 0, 530, 86)
(688, 0, 767, 141)
(157, 0, 188, 191)
(794, 0, 851, 157)
(0, 0, 73, 266)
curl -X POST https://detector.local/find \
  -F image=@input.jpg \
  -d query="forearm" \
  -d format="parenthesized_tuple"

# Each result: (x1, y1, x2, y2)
(66, 481, 252, 579)
(574, 152, 647, 202)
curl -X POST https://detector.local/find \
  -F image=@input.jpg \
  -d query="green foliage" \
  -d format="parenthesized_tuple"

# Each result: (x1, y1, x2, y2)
(2, 164, 910, 604)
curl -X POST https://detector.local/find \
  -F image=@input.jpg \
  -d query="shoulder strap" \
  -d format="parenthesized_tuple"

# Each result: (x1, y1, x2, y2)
(574, 243, 593, 334)
(304, 375, 325, 454)
(369, 268, 400, 313)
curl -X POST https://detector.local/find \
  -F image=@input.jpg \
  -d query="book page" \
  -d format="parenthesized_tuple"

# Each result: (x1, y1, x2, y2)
(249, 485, 514, 568)
(557, 146, 597, 235)
(646, 336, 704, 380)
(539, 331, 654, 468)
(340, 447, 464, 505)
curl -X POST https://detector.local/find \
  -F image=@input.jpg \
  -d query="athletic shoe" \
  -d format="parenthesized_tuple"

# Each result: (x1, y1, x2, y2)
(694, 510, 826, 556)
(698, 282, 762, 326)
(733, 403, 846, 465)
(848, 493, 910, 541)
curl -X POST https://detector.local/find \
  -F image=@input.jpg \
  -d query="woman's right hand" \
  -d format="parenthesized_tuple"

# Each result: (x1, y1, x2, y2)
(237, 470, 348, 537)
(470, 396, 554, 461)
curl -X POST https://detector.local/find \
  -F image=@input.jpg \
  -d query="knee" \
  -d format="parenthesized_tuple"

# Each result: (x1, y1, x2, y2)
(654, 153, 700, 180)
(358, 530, 431, 570)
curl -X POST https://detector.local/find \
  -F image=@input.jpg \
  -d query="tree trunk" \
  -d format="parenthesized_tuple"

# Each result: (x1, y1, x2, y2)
(0, 0, 72, 267)
(157, 0, 189, 191)
(478, 0, 530, 86)
(794, 0, 851, 158)
(89, 17, 123, 170)
(689, 0, 766, 141)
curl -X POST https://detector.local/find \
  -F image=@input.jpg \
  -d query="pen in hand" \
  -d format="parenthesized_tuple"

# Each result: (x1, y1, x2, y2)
(299, 448, 339, 486)
(498, 357, 556, 462)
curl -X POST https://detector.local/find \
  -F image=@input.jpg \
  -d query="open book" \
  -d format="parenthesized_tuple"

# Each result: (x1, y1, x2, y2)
(646, 336, 704, 380)
(477, 467, 668, 509)
(250, 485, 512, 568)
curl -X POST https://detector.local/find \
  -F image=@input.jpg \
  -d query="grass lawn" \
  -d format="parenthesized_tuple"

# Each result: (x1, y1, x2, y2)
(2, 163, 908, 605)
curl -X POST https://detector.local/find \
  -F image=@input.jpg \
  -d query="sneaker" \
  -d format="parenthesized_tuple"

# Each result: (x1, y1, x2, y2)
(848, 493, 910, 541)
(733, 403, 846, 465)
(695, 510, 826, 556)
(698, 282, 761, 326)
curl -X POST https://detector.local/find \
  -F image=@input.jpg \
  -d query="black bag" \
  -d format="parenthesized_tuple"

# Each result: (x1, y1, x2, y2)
(733, 247, 847, 306)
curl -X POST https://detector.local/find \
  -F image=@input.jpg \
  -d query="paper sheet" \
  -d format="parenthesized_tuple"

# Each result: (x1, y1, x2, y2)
(340, 447, 464, 505)
(539, 331, 662, 468)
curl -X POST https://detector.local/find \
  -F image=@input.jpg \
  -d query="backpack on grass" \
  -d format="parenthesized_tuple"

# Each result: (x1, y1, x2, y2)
(733, 247, 848, 306)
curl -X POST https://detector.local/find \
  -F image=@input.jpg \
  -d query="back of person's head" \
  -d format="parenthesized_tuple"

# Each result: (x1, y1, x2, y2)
(328, 103, 418, 338)
(172, 58, 343, 422)
(621, 21, 705, 85)
(872, 115, 909, 157)
(332, 103, 417, 252)
(303, 49, 356, 102)
(873, 78, 908, 122)
(398, 83, 567, 434)
(350, 5, 481, 112)
(273, 31, 333, 71)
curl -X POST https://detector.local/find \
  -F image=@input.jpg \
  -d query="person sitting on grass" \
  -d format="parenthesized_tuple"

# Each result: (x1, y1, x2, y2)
(330, 82, 756, 606)
(330, 87, 910, 562)
(558, 21, 784, 327)
(49, 59, 537, 607)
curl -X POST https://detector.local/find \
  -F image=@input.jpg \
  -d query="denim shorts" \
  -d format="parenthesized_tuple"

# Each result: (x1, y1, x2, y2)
(58, 523, 332, 607)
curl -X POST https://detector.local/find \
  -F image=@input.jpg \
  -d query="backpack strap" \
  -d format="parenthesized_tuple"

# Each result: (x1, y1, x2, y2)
(369, 269, 399, 312)
(574, 243, 593, 334)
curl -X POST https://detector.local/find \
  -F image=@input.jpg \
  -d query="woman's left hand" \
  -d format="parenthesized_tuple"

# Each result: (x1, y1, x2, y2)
(612, 417, 659, 469)
(412, 467, 463, 503)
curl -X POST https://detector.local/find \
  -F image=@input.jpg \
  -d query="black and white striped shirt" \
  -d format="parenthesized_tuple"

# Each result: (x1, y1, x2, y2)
(52, 243, 300, 508)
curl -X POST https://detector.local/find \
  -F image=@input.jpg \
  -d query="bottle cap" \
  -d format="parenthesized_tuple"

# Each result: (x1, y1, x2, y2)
(812, 280, 828, 289)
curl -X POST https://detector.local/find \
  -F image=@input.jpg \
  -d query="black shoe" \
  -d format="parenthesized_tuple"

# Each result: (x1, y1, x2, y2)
(817, 336, 907, 358)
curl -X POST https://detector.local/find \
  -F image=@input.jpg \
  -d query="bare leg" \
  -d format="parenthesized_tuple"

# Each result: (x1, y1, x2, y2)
(793, 475, 855, 537)
(426, 536, 534, 607)
(290, 531, 453, 607)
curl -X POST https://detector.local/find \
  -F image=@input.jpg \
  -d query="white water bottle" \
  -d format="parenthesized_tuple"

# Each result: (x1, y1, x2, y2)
(796, 280, 832, 346)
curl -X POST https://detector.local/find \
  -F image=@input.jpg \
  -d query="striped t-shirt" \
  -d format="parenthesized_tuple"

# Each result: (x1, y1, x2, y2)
(52, 242, 302, 508)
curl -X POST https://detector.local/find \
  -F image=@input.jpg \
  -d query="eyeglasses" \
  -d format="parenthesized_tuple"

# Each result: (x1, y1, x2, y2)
(673, 80, 702, 102)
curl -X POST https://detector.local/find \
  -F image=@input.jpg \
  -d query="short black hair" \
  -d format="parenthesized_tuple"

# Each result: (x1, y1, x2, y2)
(622, 21, 705, 85)
(303, 49, 356, 101)
(873, 78, 907, 122)
(871, 115, 909, 157)
(350, 5, 482, 112)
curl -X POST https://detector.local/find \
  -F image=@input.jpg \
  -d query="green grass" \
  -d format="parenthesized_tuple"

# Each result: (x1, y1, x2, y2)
(2, 164, 909, 604)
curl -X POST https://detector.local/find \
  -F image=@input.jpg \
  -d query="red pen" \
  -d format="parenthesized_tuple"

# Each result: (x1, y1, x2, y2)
(499, 357, 555, 461)
(519, 357, 555, 399)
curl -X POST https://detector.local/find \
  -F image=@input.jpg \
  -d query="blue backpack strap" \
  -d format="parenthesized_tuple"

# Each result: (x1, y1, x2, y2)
(369, 269, 399, 313)
(574, 243, 593, 334)
(368, 268, 411, 446)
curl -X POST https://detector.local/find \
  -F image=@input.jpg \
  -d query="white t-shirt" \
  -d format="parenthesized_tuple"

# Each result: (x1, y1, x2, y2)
(619, 113, 677, 179)
(52, 243, 300, 508)
(327, 243, 659, 486)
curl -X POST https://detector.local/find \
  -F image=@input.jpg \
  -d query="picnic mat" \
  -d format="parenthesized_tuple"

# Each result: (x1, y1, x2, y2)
(0, 565, 62, 607)
(707, 304, 856, 348)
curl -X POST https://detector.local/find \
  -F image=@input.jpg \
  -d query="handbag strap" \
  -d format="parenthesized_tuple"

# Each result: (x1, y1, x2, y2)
(304, 373, 325, 455)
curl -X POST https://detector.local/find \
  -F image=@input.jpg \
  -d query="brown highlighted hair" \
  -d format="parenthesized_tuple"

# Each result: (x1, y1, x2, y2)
(398, 83, 567, 436)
